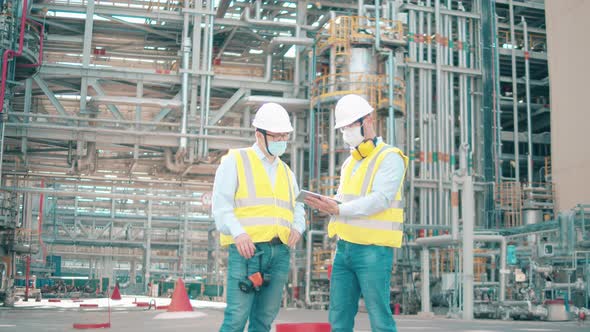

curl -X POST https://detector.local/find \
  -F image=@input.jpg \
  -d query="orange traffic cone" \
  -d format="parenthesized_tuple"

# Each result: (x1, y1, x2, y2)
(111, 284, 122, 300)
(167, 278, 193, 312)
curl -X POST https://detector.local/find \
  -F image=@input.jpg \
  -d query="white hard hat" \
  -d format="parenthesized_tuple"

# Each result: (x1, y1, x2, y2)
(334, 94, 374, 129)
(252, 103, 294, 133)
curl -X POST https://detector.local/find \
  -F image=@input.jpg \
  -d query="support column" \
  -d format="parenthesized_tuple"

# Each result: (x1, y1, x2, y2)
(79, 0, 95, 114)
(144, 199, 152, 292)
(509, 0, 520, 181)
(130, 260, 137, 285)
(134, 81, 143, 160)
(22, 78, 32, 157)
(182, 202, 188, 277)
(420, 247, 431, 314)
(462, 175, 474, 320)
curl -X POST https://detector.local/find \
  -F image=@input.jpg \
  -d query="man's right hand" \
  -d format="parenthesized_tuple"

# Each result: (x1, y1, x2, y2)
(234, 233, 256, 259)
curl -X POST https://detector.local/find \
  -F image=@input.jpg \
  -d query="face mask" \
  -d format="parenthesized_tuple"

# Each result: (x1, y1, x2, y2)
(342, 126, 364, 148)
(267, 141, 287, 156)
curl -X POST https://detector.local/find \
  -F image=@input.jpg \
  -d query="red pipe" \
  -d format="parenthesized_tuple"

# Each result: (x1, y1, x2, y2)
(18, 18, 44, 68)
(0, 0, 28, 114)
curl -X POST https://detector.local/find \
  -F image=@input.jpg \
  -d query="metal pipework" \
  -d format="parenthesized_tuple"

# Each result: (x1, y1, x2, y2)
(179, 0, 190, 151)
(509, 0, 520, 181)
(421, 247, 431, 313)
(259, 37, 314, 83)
(375, 0, 397, 145)
(416, 233, 508, 315)
(522, 16, 533, 185)
(451, 176, 460, 241)
(305, 230, 326, 306)
(244, 7, 330, 31)
(462, 174, 475, 320)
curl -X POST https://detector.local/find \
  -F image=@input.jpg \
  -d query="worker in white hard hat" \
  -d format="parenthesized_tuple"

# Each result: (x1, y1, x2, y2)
(305, 94, 408, 332)
(213, 102, 306, 332)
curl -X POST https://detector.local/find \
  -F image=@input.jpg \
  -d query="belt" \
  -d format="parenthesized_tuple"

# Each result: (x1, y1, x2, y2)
(258, 237, 283, 246)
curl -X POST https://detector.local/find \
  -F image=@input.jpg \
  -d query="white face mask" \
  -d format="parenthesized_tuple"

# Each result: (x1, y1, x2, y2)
(342, 126, 364, 148)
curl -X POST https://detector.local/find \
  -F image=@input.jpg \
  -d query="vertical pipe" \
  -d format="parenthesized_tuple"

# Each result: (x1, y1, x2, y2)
(38, 180, 45, 264)
(255, 0, 262, 20)
(328, 107, 335, 194)
(421, 247, 431, 313)
(199, 6, 211, 157)
(500, 237, 507, 301)
(145, 199, 152, 292)
(180, 0, 191, 151)
(182, 202, 188, 278)
(291, 113, 298, 171)
(493, 13, 503, 184)
(451, 176, 459, 240)
(408, 10, 416, 227)
(203, 2, 215, 156)
(435, 0, 443, 227)
(427, 0, 434, 228)
(308, 45, 317, 185)
(190, 0, 204, 161)
(135, 81, 143, 160)
(21, 78, 32, 158)
(294, 2, 305, 98)
(25, 255, 31, 300)
(387, 53, 396, 145)
(522, 17, 533, 185)
(79, 0, 95, 114)
(509, 0, 520, 181)
(418, 4, 426, 230)
(435, 248, 440, 278)
(462, 175, 474, 320)
(375, 0, 396, 145)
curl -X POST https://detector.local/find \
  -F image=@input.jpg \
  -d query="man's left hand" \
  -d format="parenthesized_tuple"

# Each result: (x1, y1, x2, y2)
(288, 230, 302, 248)
(304, 196, 339, 215)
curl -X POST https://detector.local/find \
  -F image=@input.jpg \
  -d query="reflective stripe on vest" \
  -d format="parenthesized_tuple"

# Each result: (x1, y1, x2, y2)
(219, 148, 295, 246)
(238, 216, 292, 228)
(237, 150, 293, 211)
(330, 143, 408, 248)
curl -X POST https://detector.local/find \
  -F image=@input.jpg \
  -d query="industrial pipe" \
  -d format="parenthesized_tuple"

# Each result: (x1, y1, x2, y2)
(374, 0, 397, 145)
(0, 0, 28, 114)
(522, 16, 533, 185)
(179, 0, 191, 151)
(509, 0, 520, 181)
(17, 19, 44, 68)
(37, 179, 46, 265)
(451, 176, 460, 240)
(421, 247, 431, 313)
(416, 233, 508, 310)
(462, 174, 475, 320)
(244, 6, 330, 32)
(305, 230, 326, 306)
(265, 37, 313, 82)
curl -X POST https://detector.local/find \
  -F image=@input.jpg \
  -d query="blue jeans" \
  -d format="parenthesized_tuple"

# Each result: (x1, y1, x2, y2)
(219, 243, 290, 332)
(329, 240, 397, 332)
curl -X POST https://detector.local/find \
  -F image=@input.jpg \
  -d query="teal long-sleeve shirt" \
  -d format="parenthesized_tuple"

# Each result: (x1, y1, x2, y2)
(212, 144, 306, 238)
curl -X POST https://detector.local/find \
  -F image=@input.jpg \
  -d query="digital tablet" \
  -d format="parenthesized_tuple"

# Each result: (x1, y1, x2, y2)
(296, 190, 341, 204)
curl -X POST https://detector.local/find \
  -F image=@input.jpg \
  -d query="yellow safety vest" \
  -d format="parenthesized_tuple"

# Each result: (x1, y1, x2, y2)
(329, 143, 408, 248)
(219, 148, 295, 246)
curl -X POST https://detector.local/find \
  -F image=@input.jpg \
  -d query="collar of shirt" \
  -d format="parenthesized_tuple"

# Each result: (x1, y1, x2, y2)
(252, 143, 279, 167)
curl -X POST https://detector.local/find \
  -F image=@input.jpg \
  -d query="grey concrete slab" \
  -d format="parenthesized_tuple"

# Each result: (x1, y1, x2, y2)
(0, 308, 587, 332)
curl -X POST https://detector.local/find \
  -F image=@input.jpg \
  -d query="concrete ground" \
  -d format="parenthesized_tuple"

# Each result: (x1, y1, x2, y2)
(0, 307, 588, 332)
